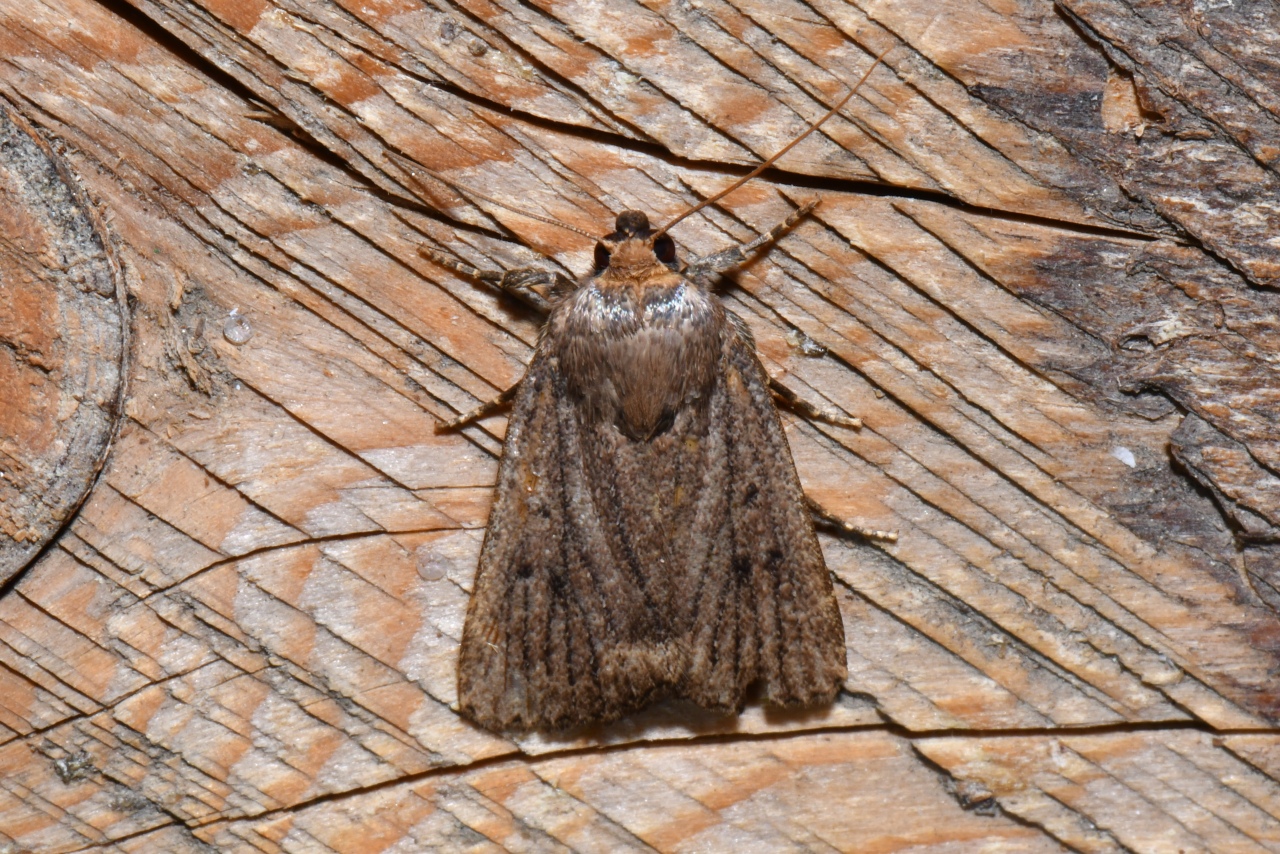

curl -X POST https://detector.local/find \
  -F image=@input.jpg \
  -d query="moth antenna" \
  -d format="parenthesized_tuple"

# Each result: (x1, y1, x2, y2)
(653, 44, 894, 239)
(385, 150, 597, 240)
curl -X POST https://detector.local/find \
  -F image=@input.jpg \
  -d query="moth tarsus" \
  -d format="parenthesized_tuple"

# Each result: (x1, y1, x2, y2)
(680, 199, 819, 280)
(434, 383, 518, 434)
(767, 376, 862, 430)
(405, 48, 897, 732)
(806, 495, 898, 543)
(417, 244, 560, 313)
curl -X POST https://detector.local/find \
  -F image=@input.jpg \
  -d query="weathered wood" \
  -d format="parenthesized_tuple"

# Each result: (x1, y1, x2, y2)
(2, 0, 1280, 849)
(0, 106, 127, 584)
(1058, 0, 1280, 284)
(920, 730, 1280, 853)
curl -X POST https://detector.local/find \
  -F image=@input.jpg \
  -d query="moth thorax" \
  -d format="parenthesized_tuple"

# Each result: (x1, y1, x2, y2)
(607, 240, 661, 274)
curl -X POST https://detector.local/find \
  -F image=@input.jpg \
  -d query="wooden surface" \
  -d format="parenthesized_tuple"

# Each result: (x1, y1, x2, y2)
(0, 106, 127, 584)
(2, 0, 1280, 850)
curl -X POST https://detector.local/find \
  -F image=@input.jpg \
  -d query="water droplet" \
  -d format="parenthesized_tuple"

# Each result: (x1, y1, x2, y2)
(223, 308, 253, 345)
(417, 545, 448, 581)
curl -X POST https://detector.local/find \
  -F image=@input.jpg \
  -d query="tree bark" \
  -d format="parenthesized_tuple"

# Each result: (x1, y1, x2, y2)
(2, 0, 1280, 850)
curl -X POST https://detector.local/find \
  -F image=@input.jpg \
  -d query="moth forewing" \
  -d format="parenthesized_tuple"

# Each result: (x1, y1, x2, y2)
(456, 210, 847, 732)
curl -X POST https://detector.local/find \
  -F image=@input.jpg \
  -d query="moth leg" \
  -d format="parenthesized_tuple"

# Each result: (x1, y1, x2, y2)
(436, 383, 520, 433)
(420, 247, 568, 314)
(686, 200, 818, 277)
(770, 377, 861, 429)
(805, 495, 897, 543)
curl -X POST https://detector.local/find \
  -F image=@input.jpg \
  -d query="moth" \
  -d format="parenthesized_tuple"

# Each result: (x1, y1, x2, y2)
(394, 51, 892, 732)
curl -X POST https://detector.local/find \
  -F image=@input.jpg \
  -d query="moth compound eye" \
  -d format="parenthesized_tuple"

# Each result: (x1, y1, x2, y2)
(654, 235, 676, 265)
(594, 242, 611, 271)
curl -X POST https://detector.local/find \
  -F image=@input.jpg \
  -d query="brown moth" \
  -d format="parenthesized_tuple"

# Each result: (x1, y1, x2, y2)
(397, 51, 892, 732)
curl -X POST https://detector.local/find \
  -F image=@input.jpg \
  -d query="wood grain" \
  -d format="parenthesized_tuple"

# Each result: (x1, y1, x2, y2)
(0, 105, 127, 584)
(1, 0, 1280, 849)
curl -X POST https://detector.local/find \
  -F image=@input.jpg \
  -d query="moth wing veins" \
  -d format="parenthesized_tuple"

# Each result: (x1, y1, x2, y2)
(458, 301, 851, 731)
(458, 348, 680, 731)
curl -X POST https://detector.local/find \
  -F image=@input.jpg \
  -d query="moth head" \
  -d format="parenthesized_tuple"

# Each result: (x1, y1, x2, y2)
(594, 210, 678, 274)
